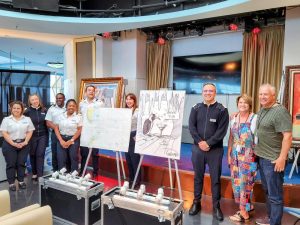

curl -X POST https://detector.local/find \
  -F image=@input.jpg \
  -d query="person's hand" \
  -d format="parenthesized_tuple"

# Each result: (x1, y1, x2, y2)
(60, 140, 68, 149)
(19, 141, 28, 148)
(13, 142, 23, 149)
(227, 155, 232, 166)
(272, 156, 286, 172)
(66, 139, 74, 146)
(133, 136, 136, 141)
(198, 141, 210, 151)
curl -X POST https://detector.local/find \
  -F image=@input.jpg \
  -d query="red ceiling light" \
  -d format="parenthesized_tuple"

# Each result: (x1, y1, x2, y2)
(229, 23, 238, 31)
(102, 32, 111, 38)
(157, 37, 166, 45)
(252, 27, 261, 34)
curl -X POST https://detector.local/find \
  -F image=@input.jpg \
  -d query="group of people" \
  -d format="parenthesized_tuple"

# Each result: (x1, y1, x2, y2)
(0, 82, 292, 225)
(188, 83, 292, 225)
(0, 85, 141, 192)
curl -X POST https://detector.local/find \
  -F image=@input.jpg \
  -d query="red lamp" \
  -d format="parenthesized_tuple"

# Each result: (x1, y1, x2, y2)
(157, 37, 166, 45)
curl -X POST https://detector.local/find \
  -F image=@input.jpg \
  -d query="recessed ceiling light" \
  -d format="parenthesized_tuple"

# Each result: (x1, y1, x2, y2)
(47, 62, 63, 69)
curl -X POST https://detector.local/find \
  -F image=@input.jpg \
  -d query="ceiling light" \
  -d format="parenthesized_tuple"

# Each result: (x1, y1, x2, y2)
(47, 62, 64, 69)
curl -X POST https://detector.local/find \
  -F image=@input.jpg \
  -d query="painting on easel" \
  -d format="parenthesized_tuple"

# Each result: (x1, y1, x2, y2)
(286, 65, 300, 140)
(135, 90, 185, 160)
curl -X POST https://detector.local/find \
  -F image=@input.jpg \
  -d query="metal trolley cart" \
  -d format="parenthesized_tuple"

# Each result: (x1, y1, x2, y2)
(39, 173, 104, 225)
(101, 186, 184, 225)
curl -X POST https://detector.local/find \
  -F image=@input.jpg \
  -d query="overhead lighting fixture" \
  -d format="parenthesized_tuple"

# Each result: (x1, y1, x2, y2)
(229, 23, 238, 31)
(47, 62, 64, 69)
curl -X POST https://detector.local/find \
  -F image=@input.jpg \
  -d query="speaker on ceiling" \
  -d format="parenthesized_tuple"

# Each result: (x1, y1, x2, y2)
(12, 0, 59, 12)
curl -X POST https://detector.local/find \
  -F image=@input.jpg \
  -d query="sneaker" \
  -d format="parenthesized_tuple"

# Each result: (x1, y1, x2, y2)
(19, 182, 27, 189)
(9, 184, 16, 191)
(32, 175, 38, 181)
(256, 216, 270, 225)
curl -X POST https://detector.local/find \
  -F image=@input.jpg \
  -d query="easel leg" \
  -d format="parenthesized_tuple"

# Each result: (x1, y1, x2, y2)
(132, 155, 144, 189)
(174, 160, 183, 200)
(168, 158, 173, 189)
(119, 151, 126, 179)
(82, 148, 92, 178)
(115, 151, 121, 187)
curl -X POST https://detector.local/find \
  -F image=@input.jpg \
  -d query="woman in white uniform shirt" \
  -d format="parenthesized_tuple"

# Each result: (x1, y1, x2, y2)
(124, 93, 141, 186)
(0, 101, 35, 191)
(54, 99, 82, 172)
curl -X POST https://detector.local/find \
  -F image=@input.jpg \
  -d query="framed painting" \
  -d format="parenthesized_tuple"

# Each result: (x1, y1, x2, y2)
(286, 65, 300, 140)
(79, 77, 124, 108)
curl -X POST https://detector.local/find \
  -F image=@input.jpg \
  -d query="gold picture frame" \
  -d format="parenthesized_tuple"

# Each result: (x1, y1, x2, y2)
(79, 77, 124, 108)
(285, 65, 300, 140)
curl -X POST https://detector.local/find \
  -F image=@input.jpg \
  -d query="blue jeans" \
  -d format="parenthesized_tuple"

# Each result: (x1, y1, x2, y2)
(258, 157, 284, 225)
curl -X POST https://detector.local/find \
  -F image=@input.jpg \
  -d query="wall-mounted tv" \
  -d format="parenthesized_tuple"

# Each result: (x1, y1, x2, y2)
(173, 51, 242, 94)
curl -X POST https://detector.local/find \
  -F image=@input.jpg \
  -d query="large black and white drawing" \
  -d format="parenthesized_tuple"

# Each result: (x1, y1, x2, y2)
(135, 90, 185, 160)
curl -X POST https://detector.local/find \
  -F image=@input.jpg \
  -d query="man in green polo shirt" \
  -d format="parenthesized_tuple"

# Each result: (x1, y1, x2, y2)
(255, 84, 292, 225)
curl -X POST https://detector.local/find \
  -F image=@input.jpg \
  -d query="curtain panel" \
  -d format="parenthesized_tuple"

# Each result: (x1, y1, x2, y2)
(241, 25, 284, 112)
(146, 41, 171, 90)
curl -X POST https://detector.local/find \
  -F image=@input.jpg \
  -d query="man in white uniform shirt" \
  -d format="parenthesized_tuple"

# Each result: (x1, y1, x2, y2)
(79, 85, 104, 177)
(45, 93, 65, 171)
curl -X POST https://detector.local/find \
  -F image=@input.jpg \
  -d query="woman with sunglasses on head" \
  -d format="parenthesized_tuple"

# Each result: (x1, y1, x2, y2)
(54, 99, 82, 172)
(0, 101, 35, 191)
(24, 94, 48, 181)
(125, 93, 141, 187)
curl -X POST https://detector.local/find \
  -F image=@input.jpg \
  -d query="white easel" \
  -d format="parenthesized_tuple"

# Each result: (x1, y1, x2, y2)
(132, 155, 183, 200)
(81, 147, 126, 184)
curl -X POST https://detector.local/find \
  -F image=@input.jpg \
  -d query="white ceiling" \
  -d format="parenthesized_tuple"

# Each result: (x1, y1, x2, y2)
(0, 0, 300, 73)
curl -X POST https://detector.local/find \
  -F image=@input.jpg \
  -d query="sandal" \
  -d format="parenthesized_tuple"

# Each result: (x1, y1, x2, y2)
(229, 211, 250, 222)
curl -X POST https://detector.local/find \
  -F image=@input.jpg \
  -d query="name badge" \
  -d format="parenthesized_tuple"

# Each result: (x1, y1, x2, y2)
(210, 118, 216, 122)
(254, 136, 258, 145)
(236, 145, 241, 152)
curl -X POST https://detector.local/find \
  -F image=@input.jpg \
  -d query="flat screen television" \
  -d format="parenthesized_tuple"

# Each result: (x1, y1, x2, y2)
(173, 51, 242, 94)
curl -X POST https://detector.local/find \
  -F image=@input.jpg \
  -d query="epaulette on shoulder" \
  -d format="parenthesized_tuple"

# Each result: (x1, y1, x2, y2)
(192, 103, 202, 110)
(216, 103, 226, 111)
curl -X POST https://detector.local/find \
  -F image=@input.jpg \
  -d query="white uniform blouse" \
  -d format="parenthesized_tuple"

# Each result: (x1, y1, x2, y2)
(45, 104, 66, 125)
(79, 98, 104, 117)
(57, 112, 82, 136)
(131, 108, 138, 132)
(0, 115, 35, 140)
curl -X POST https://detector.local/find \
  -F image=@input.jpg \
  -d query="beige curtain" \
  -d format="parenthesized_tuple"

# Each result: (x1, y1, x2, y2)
(146, 41, 171, 90)
(241, 25, 284, 112)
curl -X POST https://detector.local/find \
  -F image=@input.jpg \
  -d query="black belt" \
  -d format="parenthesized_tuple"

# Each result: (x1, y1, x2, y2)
(61, 135, 73, 141)
(13, 139, 25, 143)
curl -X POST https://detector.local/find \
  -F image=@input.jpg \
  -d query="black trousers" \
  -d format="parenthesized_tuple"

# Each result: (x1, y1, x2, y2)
(57, 135, 79, 172)
(191, 144, 224, 208)
(80, 147, 99, 175)
(50, 131, 58, 171)
(125, 131, 141, 183)
(29, 135, 48, 177)
(2, 140, 29, 184)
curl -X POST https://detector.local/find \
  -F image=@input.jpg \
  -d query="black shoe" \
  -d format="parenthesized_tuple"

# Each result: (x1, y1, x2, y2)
(189, 200, 201, 215)
(213, 207, 224, 221)
(9, 184, 16, 191)
(19, 182, 27, 189)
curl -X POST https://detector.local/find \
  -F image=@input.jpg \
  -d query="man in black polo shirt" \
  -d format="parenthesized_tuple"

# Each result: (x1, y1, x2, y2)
(188, 83, 229, 221)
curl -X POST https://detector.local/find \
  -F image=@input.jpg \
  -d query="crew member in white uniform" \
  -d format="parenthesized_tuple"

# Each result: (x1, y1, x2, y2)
(54, 99, 82, 172)
(79, 85, 104, 177)
(0, 101, 35, 191)
(45, 93, 65, 171)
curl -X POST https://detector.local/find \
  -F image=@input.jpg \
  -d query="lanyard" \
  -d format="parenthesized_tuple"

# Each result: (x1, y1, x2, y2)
(237, 113, 250, 138)
(256, 103, 276, 130)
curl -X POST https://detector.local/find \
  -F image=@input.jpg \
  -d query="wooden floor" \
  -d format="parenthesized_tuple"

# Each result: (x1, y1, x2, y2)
(0, 174, 298, 225)
(100, 154, 300, 208)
